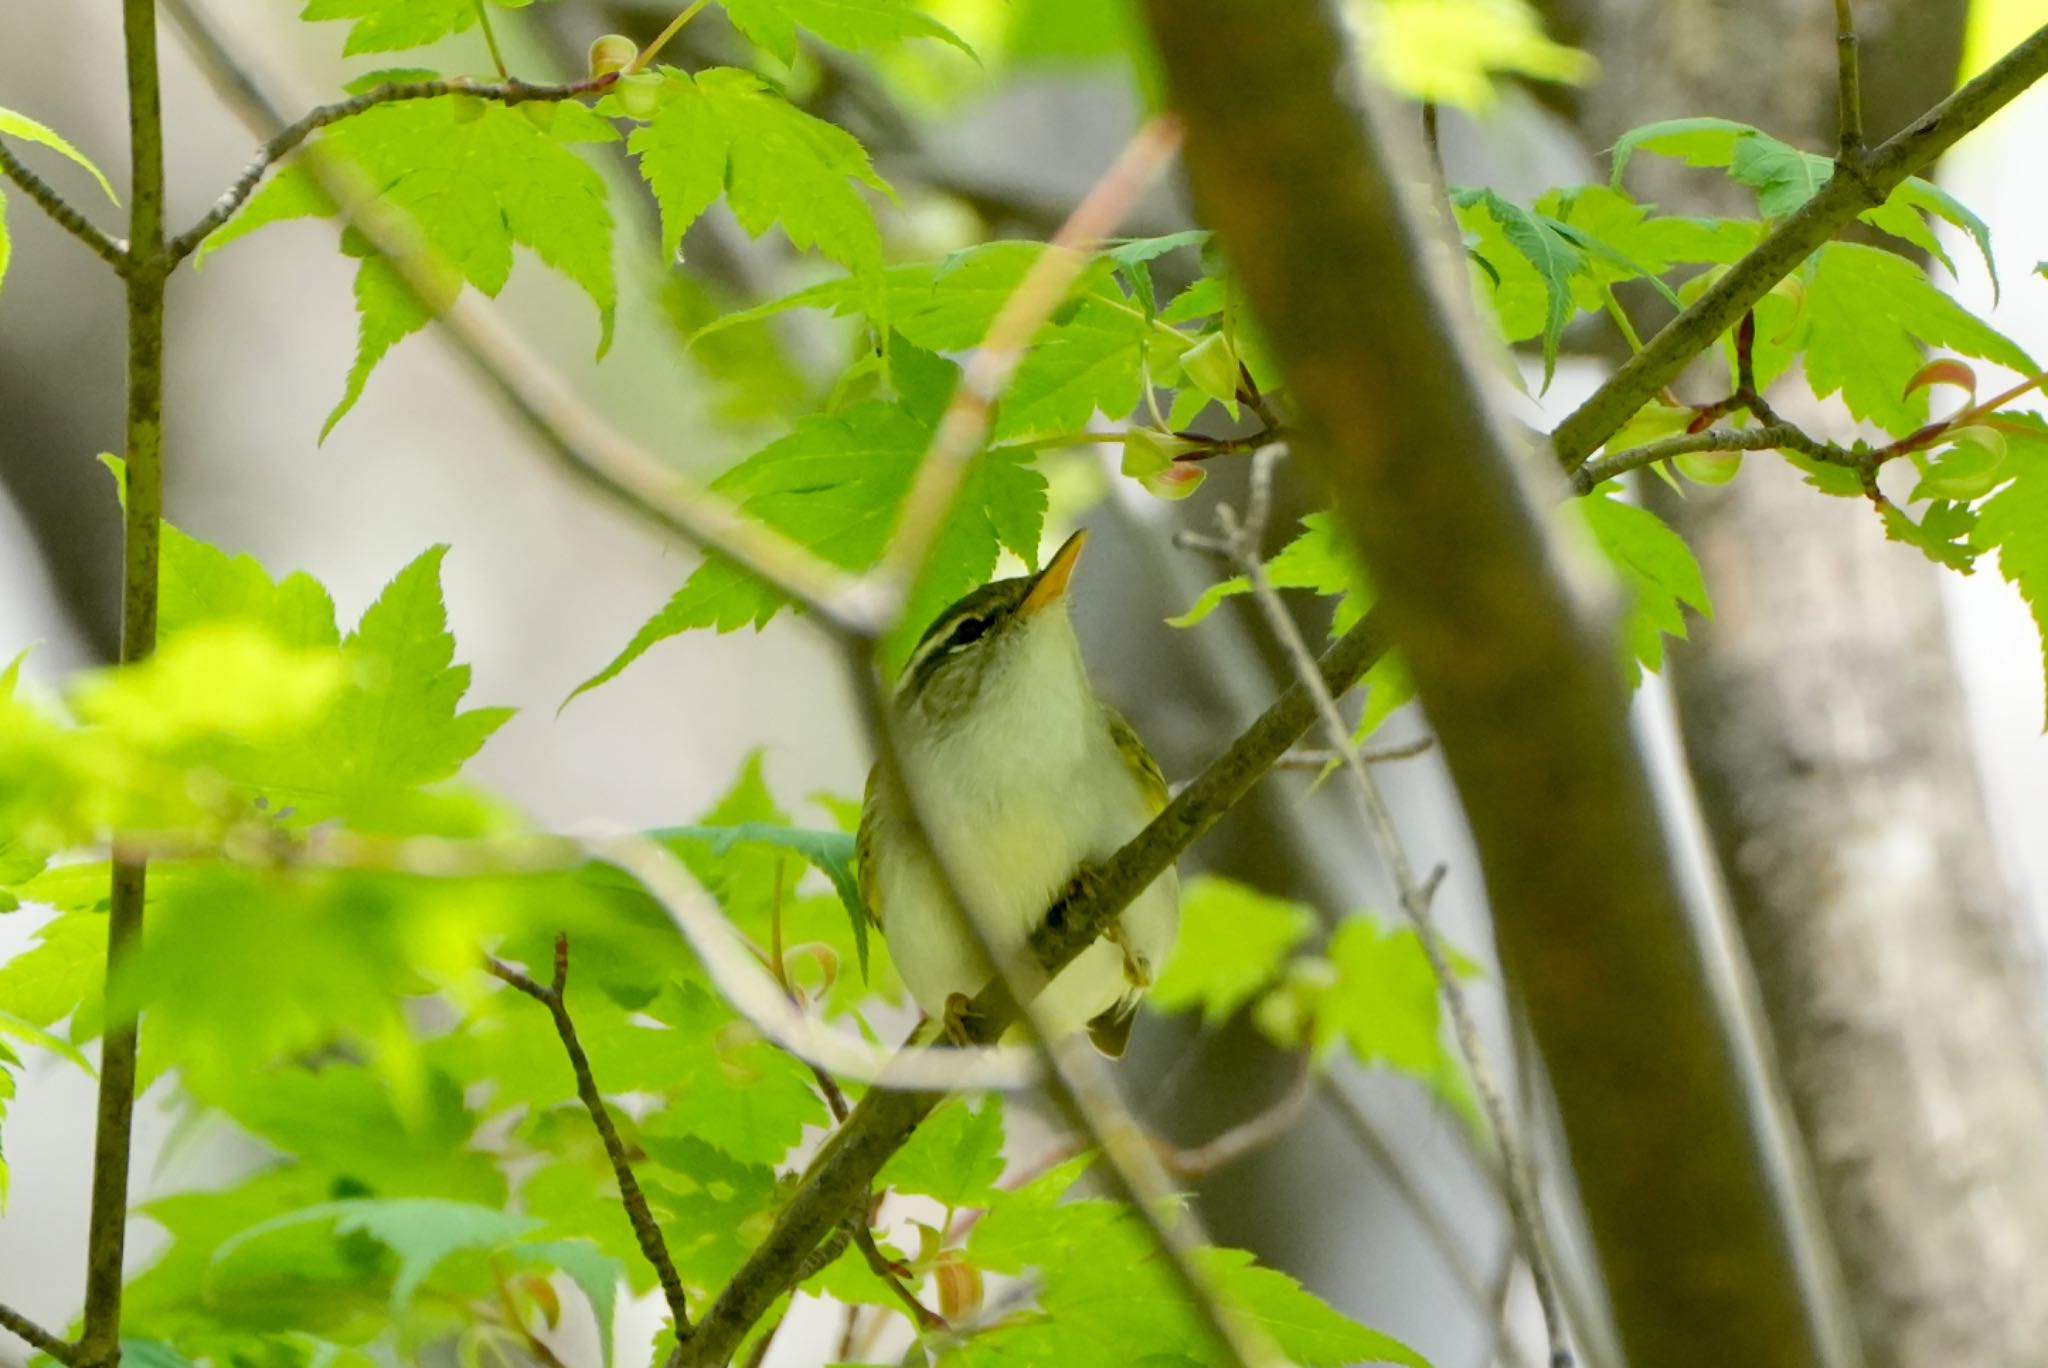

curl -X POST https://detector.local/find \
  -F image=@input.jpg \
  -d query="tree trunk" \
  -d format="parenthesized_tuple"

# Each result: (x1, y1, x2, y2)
(1146, 5, 1849, 1364)
(1575, 5, 2048, 1365)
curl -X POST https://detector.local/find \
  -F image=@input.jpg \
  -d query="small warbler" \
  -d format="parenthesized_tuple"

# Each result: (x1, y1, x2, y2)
(857, 529, 1179, 1056)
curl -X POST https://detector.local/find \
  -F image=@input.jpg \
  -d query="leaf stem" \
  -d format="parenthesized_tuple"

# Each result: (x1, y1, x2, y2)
(0, 1303, 76, 1364)
(472, 0, 510, 79)
(1569, 423, 1824, 494)
(0, 140, 127, 269)
(629, 0, 713, 75)
(485, 937, 693, 1336)
(1835, 0, 1865, 165)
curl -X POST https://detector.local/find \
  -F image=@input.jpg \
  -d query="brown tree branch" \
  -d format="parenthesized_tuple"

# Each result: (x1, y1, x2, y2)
(485, 936, 693, 1336)
(0, 1304, 74, 1365)
(0, 140, 126, 270)
(1142, 3, 1848, 1366)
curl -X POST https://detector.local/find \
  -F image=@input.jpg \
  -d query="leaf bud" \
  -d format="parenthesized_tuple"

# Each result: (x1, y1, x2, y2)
(1674, 450, 1743, 486)
(1119, 427, 1202, 479)
(1179, 329, 1242, 407)
(934, 1252, 982, 1323)
(589, 33, 640, 78)
(616, 70, 665, 121)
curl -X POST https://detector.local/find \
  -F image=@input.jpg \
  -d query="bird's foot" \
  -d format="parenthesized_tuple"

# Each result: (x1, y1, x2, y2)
(942, 991, 986, 1046)
(1103, 920, 1153, 989)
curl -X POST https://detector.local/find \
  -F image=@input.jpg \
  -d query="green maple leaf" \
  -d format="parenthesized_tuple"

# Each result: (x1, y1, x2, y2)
(878, 1095, 1006, 1206)
(629, 67, 890, 272)
(159, 521, 340, 649)
(1578, 488, 1711, 680)
(300, 0, 476, 55)
(1454, 188, 1585, 386)
(996, 296, 1151, 438)
(968, 1166, 1426, 1366)
(1147, 876, 1315, 1027)
(215, 1198, 538, 1315)
(1610, 116, 1997, 285)
(1171, 512, 1370, 632)
(1303, 917, 1475, 1124)
(1797, 242, 2034, 436)
(0, 105, 119, 303)
(1972, 428, 2048, 726)
(720, 0, 974, 62)
(199, 544, 512, 822)
(573, 393, 1047, 698)
(639, 984, 828, 1164)
(197, 96, 616, 434)
(1881, 498, 1979, 573)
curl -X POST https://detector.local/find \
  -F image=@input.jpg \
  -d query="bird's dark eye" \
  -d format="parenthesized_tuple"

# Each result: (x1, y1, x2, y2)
(946, 615, 990, 651)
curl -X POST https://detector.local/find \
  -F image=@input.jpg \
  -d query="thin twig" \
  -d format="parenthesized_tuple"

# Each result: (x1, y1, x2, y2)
(1478, 1237, 1521, 1368)
(168, 72, 617, 264)
(1422, 101, 1449, 201)
(1568, 423, 1826, 494)
(1273, 736, 1434, 770)
(0, 140, 126, 270)
(872, 115, 1183, 601)
(0, 1305, 74, 1365)
(158, 0, 888, 638)
(1834, 0, 1864, 165)
(1217, 445, 1573, 1368)
(856, 1223, 944, 1332)
(1318, 1082, 1538, 1368)
(1162, 1051, 1317, 1179)
(486, 936, 694, 1336)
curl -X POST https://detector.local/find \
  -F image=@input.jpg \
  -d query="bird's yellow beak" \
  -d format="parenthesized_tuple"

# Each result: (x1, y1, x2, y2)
(1021, 528, 1087, 617)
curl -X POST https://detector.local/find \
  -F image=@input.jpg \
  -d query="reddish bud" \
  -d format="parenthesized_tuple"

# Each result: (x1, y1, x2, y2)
(1903, 357, 1979, 403)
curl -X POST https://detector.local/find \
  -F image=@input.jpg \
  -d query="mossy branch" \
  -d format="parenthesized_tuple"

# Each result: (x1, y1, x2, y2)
(76, 4, 170, 1367)
(0, 140, 126, 269)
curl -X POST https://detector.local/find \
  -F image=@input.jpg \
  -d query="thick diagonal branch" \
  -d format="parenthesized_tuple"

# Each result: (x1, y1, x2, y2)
(1142, 2, 1850, 1365)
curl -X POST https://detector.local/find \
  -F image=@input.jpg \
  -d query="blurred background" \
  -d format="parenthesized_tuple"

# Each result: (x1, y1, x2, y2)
(5, 2, 2048, 1366)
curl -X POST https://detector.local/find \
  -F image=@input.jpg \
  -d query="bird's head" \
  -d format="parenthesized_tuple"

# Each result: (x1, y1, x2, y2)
(895, 528, 1090, 726)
